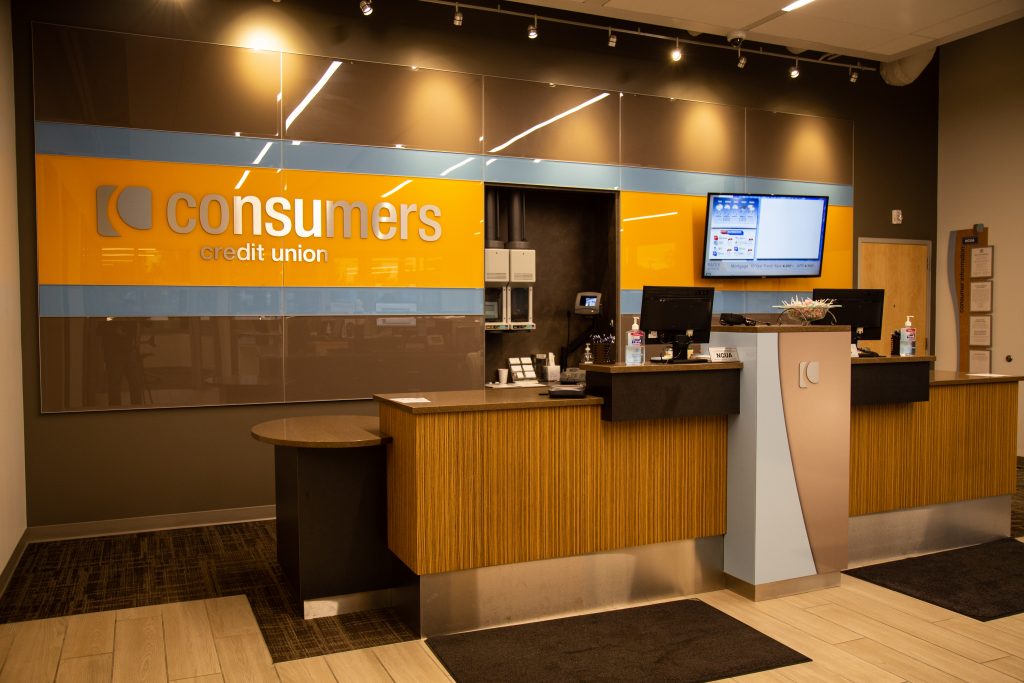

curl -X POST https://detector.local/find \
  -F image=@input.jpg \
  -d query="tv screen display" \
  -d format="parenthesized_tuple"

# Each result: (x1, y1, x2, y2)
(701, 193, 828, 278)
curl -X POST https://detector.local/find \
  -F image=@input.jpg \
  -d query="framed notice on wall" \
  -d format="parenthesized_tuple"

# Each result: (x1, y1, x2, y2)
(971, 246, 993, 278)
(969, 315, 992, 347)
(969, 280, 992, 312)
(968, 349, 991, 374)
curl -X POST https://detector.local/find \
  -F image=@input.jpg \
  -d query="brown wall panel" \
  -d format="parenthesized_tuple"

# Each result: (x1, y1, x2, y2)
(283, 315, 483, 402)
(39, 316, 286, 411)
(621, 95, 745, 175)
(32, 23, 280, 137)
(282, 53, 482, 152)
(850, 382, 1018, 516)
(746, 109, 854, 185)
(483, 77, 618, 164)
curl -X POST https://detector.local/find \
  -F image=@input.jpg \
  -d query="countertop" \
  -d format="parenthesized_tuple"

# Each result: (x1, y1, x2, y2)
(584, 361, 742, 374)
(930, 370, 1024, 386)
(375, 386, 603, 414)
(853, 355, 936, 364)
(251, 414, 388, 448)
(711, 324, 851, 334)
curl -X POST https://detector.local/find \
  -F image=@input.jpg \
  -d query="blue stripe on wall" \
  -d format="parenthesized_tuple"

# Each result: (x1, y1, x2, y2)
(620, 289, 812, 315)
(35, 122, 854, 205)
(39, 285, 483, 318)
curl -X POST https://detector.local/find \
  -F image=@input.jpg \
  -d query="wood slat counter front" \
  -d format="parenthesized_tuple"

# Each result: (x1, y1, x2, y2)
(375, 386, 731, 576)
(850, 370, 1022, 516)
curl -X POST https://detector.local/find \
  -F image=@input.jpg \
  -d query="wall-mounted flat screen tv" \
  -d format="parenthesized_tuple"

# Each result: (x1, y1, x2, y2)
(701, 193, 829, 278)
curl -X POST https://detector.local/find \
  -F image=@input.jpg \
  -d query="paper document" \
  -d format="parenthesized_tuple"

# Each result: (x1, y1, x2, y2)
(391, 397, 431, 404)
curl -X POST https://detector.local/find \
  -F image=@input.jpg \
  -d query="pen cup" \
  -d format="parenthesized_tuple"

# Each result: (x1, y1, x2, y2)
(497, 368, 509, 384)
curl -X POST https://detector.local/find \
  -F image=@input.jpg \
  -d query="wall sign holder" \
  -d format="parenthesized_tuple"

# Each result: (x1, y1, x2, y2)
(948, 223, 992, 373)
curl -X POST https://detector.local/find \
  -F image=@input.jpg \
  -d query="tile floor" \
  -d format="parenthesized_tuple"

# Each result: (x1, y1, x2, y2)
(2, 561, 1024, 682)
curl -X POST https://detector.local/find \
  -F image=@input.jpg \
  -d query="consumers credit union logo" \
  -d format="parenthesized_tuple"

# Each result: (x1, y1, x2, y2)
(96, 185, 153, 236)
(94, 184, 443, 242)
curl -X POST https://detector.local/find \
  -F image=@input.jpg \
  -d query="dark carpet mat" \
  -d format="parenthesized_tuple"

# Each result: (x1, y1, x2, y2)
(845, 537, 1024, 621)
(426, 598, 809, 683)
(0, 521, 416, 662)
(1011, 459, 1023, 538)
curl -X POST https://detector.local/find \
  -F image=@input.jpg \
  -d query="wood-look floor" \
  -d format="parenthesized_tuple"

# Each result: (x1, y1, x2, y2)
(3, 556, 1024, 682)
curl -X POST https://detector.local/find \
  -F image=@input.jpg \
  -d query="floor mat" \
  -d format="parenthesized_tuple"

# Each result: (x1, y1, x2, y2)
(845, 537, 1024, 621)
(0, 521, 416, 662)
(426, 598, 810, 683)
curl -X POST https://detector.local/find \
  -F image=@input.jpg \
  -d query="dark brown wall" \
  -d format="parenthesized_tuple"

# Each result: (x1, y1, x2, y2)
(13, 0, 938, 525)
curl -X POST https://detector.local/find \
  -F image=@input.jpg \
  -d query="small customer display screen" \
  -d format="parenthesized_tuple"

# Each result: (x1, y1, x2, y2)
(574, 292, 601, 315)
(701, 193, 828, 279)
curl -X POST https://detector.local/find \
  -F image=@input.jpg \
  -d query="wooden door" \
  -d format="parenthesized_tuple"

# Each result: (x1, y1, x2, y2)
(858, 240, 931, 356)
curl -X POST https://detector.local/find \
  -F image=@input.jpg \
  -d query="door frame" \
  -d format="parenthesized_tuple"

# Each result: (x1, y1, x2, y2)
(856, 237, 933, 354)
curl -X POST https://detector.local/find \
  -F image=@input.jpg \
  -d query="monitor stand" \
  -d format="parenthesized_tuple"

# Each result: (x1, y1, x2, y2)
(663, 334, 708, 364)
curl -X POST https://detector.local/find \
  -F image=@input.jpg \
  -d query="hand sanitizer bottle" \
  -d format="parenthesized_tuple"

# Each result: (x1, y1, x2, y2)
(899, 315, 917, 356)
(625, 316, 645, 366)
(581, 343, 593, 365)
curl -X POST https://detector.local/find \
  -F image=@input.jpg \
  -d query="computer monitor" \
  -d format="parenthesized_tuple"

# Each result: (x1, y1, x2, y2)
(811, 288, 884, 347)
(639, 286, 715, 362)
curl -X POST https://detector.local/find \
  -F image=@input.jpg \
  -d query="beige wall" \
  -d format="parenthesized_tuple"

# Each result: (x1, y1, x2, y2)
(0, 0, 28, 571)
(937, 18, 1024, 456)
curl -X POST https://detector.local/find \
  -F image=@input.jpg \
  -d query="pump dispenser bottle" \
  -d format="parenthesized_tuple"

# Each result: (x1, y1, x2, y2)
(899, 315, 917, 356)
(625, 316, 645, 366)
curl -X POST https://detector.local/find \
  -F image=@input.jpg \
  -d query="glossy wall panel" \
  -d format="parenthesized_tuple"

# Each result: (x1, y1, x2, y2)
(281, 54, 483, 153)
(39, 315, 484, 411)
(745, 109, 854, 185)
(39, 316, 285, 411)
(282, 316, 483, 402)
(482, 78, 619, 164)
(620, 95, 745, 176)
(32, 24, 281, 138)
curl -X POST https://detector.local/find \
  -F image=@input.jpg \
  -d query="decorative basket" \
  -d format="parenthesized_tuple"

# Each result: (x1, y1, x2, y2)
(771, 297, 840, 325)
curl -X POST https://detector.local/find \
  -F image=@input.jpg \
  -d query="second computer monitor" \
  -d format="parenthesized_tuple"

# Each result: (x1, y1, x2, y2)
(811, 288, 884, 343)
(639, 286, 715, 351)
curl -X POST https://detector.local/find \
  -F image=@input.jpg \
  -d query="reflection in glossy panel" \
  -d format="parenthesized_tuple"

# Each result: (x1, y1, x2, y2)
(282, 315, 484, 402)
(32, 24, 281, 138)
(39, 317, 286, 412)
(282, 54, 482, 153)
(746, 109, 854, 185)
(621, 95, 745, 176)
(483, 78, 618, 164)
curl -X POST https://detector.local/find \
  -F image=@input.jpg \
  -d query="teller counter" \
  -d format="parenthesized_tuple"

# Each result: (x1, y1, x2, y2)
(849, 367, 1022, 565)
(375, 375, 740, 635)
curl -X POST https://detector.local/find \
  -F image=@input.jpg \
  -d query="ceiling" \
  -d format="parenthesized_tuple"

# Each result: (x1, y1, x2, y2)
(516, 0, 1024, 62)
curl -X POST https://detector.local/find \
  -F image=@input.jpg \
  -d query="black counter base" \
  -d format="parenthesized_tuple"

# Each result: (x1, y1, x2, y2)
(585, 368, 740, 421)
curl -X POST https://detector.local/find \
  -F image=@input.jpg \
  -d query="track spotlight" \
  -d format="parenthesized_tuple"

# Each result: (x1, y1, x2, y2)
(608, 29, 617, 48)
(453, 3, 462, 26)
(359, 0, 372, 16)
(528, 17, 538, 39)
(670, 38, 682, 62)
(789, 60, 800, 78)
(849, 69, 859, 83)
(737, 50, 747, 69)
